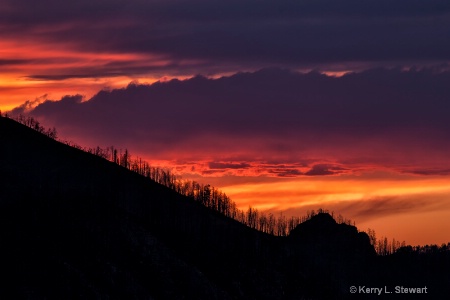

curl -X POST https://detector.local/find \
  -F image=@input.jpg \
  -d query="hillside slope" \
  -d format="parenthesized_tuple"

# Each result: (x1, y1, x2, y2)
(1, 116, 241, 299)
(2, 116, 447, 299)
(1, 116, 294, 299)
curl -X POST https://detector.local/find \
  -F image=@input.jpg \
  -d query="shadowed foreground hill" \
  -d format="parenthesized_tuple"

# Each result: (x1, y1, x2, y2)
(1, 116, 448, 299)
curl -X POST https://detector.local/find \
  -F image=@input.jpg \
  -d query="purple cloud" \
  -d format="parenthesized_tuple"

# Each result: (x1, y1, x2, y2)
(11, 67, 450, 175)
(2, 0, 450, 78)
(208, 162, 251, 170)
(305, 164, 345, 176)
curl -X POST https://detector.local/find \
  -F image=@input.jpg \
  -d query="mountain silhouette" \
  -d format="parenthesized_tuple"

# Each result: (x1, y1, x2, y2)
(1, 116, 449, 299)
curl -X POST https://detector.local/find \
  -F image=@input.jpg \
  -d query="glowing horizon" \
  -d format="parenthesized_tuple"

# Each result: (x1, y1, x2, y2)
(136, 159, 450, 246)
(2, 0, 450, 249)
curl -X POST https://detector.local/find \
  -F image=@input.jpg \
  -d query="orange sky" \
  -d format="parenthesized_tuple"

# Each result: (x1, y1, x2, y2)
(1, 12, 450, 248)
(143, 162, 450, 246)
(3, 77, 450, 247)
(0, 39, 196, 111)
(2, 71, 450, 247)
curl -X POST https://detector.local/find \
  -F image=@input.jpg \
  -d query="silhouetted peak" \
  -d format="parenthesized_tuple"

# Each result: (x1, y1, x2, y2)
(289, 213, 337, 237)
(307, 212, 336, 225)
(288, 212, 376, 263)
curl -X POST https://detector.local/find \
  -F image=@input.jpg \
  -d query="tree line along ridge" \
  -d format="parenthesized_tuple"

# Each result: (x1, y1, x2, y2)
(3, 112, 448, 256)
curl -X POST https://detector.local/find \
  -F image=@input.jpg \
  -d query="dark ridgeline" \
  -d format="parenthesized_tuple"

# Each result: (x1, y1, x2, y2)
(0, 116, 449, 299)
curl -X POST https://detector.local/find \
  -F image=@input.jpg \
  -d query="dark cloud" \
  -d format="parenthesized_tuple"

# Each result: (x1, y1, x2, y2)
(201, 169, 227, 175)
(0, 59, 32, 66)
(10, 99, 42, 115)
(13, 67, 450, 172)
(2, 0, 450, 76)
(33, 95, 83, 113)
(208, 162, 251, 170)
(304, 164, 346, 176)
(25, 74, 124, 81)
(268, 169, 303, 178)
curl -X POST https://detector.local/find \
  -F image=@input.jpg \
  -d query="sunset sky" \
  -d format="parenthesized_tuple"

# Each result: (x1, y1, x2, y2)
(2, 0, 450, 246)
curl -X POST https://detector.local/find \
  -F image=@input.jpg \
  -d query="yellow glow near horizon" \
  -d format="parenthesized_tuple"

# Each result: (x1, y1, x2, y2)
(358, 209, 450, 246)
(196, 172, 450, 245)
(218, 174, 450, 208)
(1, 34, 449, 247)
